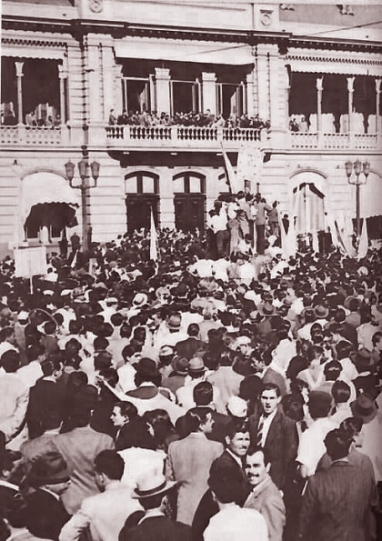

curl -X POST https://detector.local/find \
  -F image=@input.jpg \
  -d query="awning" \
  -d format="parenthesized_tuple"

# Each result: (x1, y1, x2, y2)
(21, 172, 80, 220)
(114, 39, 254, 65)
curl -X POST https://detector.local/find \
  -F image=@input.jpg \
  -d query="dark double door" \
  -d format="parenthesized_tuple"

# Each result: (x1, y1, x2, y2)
(174, 194, 205, 233)
(126, 195, 159, 232)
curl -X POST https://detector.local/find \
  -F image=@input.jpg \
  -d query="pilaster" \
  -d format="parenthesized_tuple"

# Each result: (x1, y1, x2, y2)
(154, 68, 171, 115)
(201, 72, 217, 115)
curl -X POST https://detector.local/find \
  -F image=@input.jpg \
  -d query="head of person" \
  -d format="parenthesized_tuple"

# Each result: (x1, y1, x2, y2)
(110, 401, 138, 429)
(133, 470, 176, 511)
(0, 350, 20, 373)
(41, 357, 63, 380)
(94, 450, 125, 491)
(331, 380, 351, 406)
(372, 331, 382, 351)
(336, 340, 354, 361)
(142, 409, 174, 443)
(185, 407, 214, 435)
(193, 381, 214, 407)
(225, 419, 250, 458)
(28, 451, 70, 496)
(323, 361, 342, 382)
(339, 416, 364, 448)
(245, 446, 270, 488)
(260, 384, 281, 416)
(324, 429, 351, 461)
(308, 391, 332, 420)
(208, 460, 244, 505)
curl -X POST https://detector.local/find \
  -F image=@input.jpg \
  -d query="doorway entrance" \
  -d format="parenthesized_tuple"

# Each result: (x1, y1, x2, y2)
(173, 172, 206, 233)
(125, 171, 159, 233)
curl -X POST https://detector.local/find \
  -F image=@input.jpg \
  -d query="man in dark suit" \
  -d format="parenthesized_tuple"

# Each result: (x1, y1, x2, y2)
(248, 383, 298, 490)
(11, 451, 71, 540)
(298, 428, 375, 541)
(175, 324, 207, 360)
(119, 470, 192, 541)
(192, 419, 251, 541)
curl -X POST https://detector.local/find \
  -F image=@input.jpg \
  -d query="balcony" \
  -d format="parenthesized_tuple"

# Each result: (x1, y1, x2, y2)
(290, 132, 379, 150)
(0, 125, 63, 146)
(105, 125, 262, 152)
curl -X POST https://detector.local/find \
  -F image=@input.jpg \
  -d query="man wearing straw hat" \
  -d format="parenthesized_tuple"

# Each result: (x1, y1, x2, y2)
(119, 468, 192, 541)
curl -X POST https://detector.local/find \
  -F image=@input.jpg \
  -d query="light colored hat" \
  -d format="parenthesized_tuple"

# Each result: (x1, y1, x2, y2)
(188, 357, 206, 373)
(236, 336, 252, 347)
(17, 311, 29, 321)
(106, 297, 118, 305)
(132, 293, 148, 308)
(133, 469, 176, 499)
(226, 396, 248, 418)
(167, 313, 182, 330)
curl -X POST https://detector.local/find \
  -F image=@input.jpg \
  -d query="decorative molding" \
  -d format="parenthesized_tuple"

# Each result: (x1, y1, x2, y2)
(2, 36, 67, 49)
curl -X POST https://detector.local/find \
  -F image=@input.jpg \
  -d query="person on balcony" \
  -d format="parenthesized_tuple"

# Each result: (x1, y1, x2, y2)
(117, 110, 129, 125)
(108, 109, 117, 126)
(25, 111, 37, 127)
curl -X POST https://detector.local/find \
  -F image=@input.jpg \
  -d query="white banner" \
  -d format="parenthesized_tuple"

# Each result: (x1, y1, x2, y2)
(14, 247, 47, 278)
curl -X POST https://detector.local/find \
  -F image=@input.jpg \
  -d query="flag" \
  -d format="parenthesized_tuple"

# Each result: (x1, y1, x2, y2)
(357, 219, 369, 260)
(220, 142, 240, 194)
(150, 207, 158, 261)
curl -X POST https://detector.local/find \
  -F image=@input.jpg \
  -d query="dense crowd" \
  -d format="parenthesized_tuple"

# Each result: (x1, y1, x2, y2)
(108, 109, 269, 130)
(0, 224, 381, 541)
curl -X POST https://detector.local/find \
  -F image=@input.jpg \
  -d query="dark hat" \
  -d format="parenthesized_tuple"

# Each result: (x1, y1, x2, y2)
(353, 348, 373, 373)
(172, 355, 189, 376)
(232, 356, 254, 377)
(350, 393, 378, 423)
(29, 452, 70, 487)
(135, 357, 160, 380)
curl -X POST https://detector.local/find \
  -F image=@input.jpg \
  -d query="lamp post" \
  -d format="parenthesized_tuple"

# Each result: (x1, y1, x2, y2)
(65, 146, 100, 252)
(345, 159, 370, 242)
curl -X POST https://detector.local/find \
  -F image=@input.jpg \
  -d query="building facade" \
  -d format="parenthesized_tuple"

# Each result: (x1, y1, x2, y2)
(1, 0, 382, 255)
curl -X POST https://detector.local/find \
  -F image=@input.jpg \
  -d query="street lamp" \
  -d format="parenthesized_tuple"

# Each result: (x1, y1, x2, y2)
(65, 146, 100, 251)
(345, 159, 370, 241)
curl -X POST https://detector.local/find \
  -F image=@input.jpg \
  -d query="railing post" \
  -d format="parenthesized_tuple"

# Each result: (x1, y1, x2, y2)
(17, 124, 26, 143)
(171, 125, 177, 141)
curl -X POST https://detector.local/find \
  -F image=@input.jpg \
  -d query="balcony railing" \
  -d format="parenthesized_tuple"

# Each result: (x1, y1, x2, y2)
(291, 131, 379, 150)
(0, 126, 62, 146)
(105, 125, 262, 150)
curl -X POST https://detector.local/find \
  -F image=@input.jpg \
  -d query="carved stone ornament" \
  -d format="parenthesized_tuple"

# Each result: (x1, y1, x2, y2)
(89, 0, 103, 13)
(260, 10, 273, 27)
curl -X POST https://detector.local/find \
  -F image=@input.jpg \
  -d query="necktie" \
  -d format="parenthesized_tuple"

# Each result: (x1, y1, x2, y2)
(256, 417, 264, 447)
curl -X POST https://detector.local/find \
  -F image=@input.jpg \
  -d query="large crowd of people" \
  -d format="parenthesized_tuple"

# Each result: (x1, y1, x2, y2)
(108, 109, 269, 130)
(0, 217, 381, 541)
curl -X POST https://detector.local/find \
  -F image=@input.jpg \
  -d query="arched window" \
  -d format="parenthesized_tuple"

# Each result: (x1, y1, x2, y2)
(173, 171, 205, 194)
(173, 172, 206, 232)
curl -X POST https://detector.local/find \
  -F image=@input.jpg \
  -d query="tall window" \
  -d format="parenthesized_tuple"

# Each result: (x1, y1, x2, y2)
(216, 83, 245, 118)
(122, 78, 152, 113)
(170, 80, 200, 115)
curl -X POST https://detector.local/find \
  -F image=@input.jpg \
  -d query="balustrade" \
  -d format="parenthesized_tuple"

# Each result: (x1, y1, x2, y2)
(0, 125, 62, 145)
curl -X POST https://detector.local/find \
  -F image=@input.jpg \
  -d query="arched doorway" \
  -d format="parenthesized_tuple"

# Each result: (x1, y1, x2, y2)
(20, 172, 79, 245)
(125, 171, 159, 232)
(173, 172, 206, 232)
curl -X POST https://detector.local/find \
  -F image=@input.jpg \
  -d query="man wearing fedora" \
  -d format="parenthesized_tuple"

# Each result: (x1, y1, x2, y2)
(119, 468, 192, 541)
(14, 451, 71, 541)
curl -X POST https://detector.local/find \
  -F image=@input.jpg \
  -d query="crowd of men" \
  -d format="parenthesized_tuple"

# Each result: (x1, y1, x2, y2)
(108, 109, 269, 131)
(0, 224, 381, 541)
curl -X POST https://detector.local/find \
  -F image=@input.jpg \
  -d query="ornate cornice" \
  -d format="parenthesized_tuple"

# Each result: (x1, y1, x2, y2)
(2, 36, 67, 49)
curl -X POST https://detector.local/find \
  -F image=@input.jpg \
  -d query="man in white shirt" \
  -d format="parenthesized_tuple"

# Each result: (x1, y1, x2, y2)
(60, 450, 142, 541)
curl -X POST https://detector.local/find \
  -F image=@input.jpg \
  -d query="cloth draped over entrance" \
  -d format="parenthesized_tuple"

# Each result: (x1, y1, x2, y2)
(293, 183, 325, 234)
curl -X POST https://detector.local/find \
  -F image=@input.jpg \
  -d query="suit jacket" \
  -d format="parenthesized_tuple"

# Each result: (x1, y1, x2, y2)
(167, 433, 223, 525)
(21, 489, 70, 541)
(27, 379, 66, 439)
(248, 407, 298, 490)
(191, 450, 251, 541)
(52, 426, 114, 514)
(244, 474, 286, 541)
(176, 410, 230, 445)
(175, 337, 207, 360)
(298, 461, 374, 541)
(59, 481, 142, 541)
(120, 515, 192, 541)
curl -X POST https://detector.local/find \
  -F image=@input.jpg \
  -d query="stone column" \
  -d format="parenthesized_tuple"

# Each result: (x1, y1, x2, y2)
(15, 61, 24, 124)
(316, 76, 323, 144)
(375, 78, 381, 136)
(347, 76, 355, 140)
(85, 35, 102, 123)
(201, 72, 217, 115)
(255, 45, 269, 122)
(58, 64, 67, 122)
(154, 68, 171, 115)
(245, 72, 255, 117)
